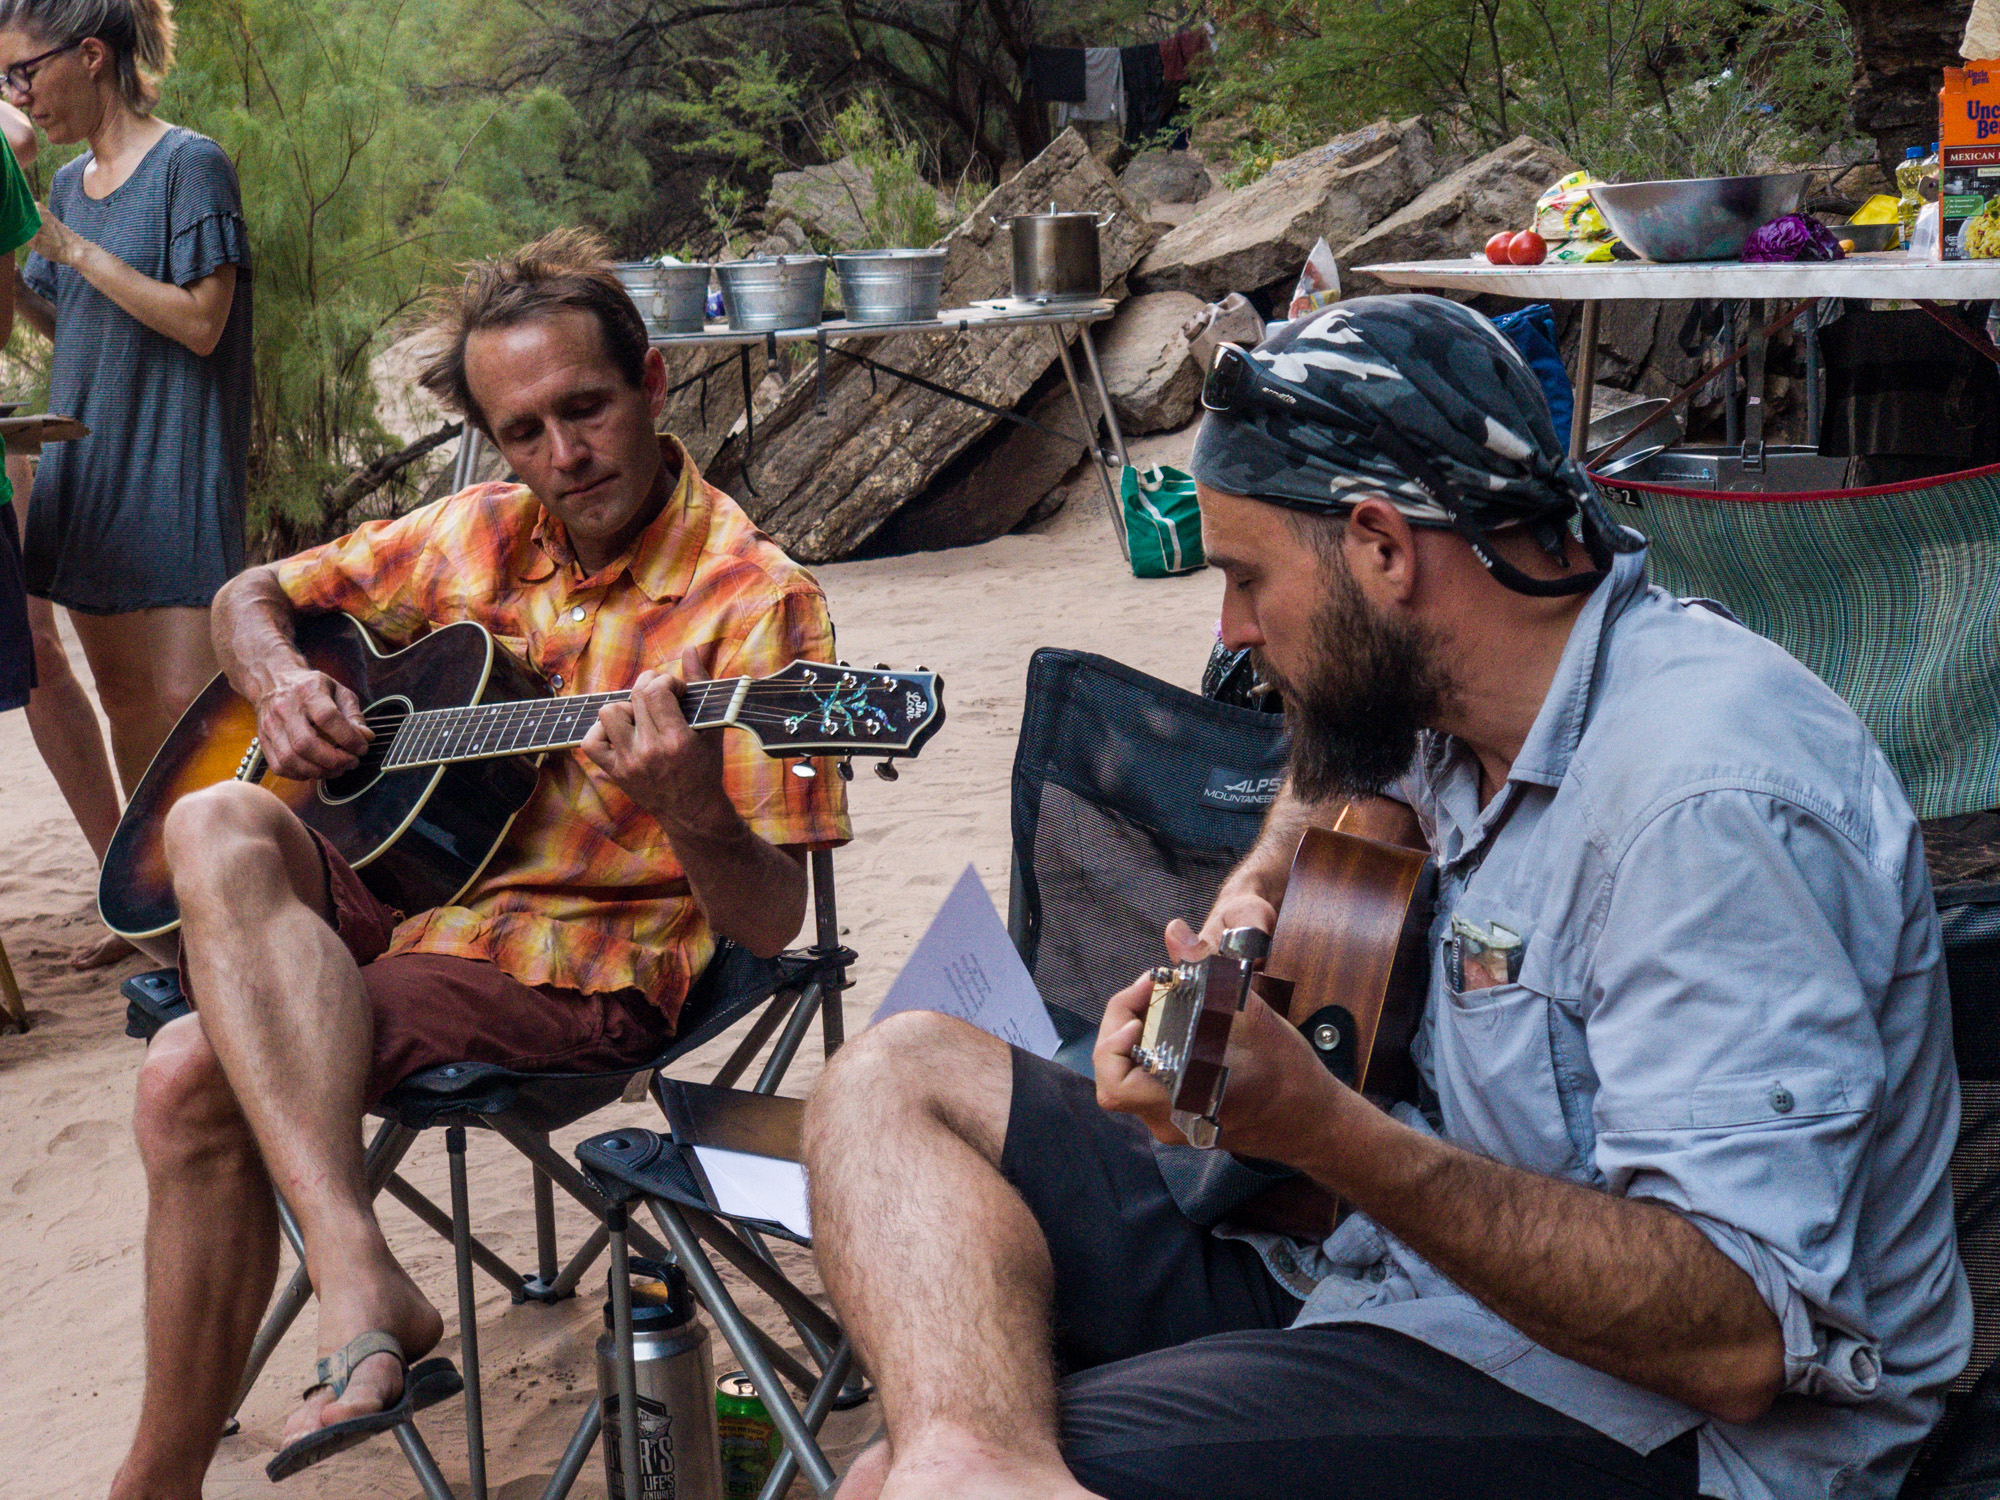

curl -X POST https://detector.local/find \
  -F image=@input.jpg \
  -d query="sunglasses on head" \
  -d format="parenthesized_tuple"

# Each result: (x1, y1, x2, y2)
(1200, 344, 1368, 438)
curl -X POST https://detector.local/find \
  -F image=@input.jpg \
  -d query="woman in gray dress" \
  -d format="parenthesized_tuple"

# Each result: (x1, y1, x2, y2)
(0, 0, 251, 858)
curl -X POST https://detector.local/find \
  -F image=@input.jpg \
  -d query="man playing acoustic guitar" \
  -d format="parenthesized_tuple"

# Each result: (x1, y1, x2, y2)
(115, 229, 848, 1495)
(804, 297, 1967, 1499)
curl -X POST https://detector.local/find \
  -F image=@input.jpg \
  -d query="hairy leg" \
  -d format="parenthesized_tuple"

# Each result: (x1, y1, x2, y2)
(69, 605, 218, 798)
(112, 1015, 282, 1500)
(802, 1012, 1099, 1500)
(163, 781, 441, 1449)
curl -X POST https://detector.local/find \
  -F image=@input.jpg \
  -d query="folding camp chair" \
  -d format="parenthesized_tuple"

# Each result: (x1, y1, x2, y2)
(122, 846, 854, 1499)
(1005, 646, 1289, 1074)
(578, 1083, 857, 1500)
(1900, 859, 2000, 1496)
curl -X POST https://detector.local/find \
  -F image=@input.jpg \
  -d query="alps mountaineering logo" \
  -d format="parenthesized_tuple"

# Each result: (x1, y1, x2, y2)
(1200, 767, 1282, 810)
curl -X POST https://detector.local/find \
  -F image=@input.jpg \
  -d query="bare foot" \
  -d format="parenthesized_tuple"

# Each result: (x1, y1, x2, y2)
(69, 929, 136, 970)
(878, 1436, 1101, 1500)
(279, 1271, 444, 1447)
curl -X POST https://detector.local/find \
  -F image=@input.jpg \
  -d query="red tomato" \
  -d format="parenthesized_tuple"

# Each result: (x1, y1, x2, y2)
(1484, 232, 1515, 264)
(1506, 230, 1548, 265)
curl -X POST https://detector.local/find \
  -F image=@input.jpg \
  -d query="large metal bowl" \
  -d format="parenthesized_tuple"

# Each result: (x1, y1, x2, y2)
(1587, 173, 1811, 262)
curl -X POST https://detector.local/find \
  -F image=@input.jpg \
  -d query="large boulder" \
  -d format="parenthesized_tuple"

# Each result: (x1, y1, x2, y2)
(1131, 118, 1438, 301)
(876, 384, 1084, 552)
(1120, 150, 1213, 206)
(1097, 291, 1205, 435)
(704, 129, 1158, 561)
(1336, 136, 1577, 300)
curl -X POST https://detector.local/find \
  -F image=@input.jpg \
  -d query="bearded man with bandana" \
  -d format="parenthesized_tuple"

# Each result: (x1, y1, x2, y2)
(803, 296, 1968, 1500)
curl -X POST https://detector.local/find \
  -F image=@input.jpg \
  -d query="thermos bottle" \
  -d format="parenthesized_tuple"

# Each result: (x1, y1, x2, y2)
(596, 1259, 723, 1500)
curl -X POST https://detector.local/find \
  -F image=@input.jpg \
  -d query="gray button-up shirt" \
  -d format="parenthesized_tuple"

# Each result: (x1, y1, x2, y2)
(1240, 546, 1969, 1499)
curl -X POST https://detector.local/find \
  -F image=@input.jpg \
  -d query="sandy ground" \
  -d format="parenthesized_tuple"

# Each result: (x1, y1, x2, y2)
(0, 427, 1216, 1498)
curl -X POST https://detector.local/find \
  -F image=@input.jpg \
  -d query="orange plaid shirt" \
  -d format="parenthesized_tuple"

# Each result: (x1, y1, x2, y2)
(272, 435, 851, 1025)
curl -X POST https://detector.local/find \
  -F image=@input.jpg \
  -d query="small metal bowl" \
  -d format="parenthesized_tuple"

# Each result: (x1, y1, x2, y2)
(1838, 221, 1901, 253)
(1588, 173, 1811, 262)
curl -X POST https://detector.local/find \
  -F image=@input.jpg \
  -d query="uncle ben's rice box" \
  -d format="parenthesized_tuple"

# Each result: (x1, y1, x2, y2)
(1940, 64, 2000, 258)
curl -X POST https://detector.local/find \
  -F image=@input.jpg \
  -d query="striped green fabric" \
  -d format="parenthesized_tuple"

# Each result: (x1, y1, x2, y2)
(1622, 467, 2000, 820)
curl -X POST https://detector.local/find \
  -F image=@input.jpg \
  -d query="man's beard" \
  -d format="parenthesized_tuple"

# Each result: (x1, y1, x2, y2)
(1258, 560, 1456, 801)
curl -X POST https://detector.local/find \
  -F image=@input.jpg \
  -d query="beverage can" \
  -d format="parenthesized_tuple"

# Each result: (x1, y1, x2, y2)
(716, 1371, 781, 1499)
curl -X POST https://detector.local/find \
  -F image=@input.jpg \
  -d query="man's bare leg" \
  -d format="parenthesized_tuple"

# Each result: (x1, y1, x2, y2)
(160, 781, 441, 1451)
(802, 1011, 1100, 1500)
(113, 1014, 282, 1499)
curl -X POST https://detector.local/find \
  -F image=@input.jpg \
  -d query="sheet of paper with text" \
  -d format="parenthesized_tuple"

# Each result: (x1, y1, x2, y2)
(870, 864, 1062, 1058)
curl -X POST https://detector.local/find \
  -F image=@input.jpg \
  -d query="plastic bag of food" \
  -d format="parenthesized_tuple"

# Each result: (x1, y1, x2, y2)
(1287, 238, 1342, 319)
(1535, 170, 1611, 243)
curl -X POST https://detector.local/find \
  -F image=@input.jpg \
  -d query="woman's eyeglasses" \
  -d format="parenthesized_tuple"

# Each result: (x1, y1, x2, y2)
(2, 38, 82, 101)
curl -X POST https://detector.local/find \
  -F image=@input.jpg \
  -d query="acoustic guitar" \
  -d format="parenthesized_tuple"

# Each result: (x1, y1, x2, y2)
(99, 611, 945, 943)
(1133, 804, 1434, 1149)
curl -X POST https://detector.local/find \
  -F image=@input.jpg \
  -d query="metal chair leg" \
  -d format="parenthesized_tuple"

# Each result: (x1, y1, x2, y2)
(536, 1400, 602, 1500)
(757, 1337, 855, 1500)
(383, 1173, 530, 1297)
(646, 1198, 837, 1490)
(447, 1125, 489, 1500)
(607, 1205, 644, 1500)
(393, 1419, 459, 1500)
(530, 1151, 561, 1290)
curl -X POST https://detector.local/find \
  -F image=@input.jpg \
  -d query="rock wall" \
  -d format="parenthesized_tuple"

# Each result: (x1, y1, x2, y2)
(1131, 119, 1439, 302)
(1840, 0, 1972, 171)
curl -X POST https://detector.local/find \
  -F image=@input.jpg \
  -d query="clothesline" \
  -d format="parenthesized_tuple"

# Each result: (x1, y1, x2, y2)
(1025, 26, 1213, 145)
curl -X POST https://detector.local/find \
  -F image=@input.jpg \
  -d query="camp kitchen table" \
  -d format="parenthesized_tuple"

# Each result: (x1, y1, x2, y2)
(1360, 254, 2000, 458)
(448, 297, 1134, 551)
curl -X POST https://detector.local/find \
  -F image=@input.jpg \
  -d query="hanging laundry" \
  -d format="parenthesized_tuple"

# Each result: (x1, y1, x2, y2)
(1057, 47, 1124, 129)
(1027, 45, 1086, 104)
(1158, 28, 1209, 84)
(1121, 42, 1168, 144)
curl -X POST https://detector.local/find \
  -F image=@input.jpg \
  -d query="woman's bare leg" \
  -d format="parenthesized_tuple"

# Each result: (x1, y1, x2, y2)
(68, 604, 218, 797)
(10, 469, 130, 966)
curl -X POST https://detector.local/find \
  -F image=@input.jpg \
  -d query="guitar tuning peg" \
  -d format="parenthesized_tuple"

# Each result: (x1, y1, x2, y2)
(837, 758, 854, 781)
(837, 659, 850, 667)
(874, 761, 899, 781)
(790, 761, 818, 779)
(873, 661, 890, 670)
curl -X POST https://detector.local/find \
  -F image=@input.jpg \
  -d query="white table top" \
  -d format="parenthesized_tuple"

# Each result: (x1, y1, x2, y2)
(647, 297, 1116, 347)
(1357, 254, 2000, 301)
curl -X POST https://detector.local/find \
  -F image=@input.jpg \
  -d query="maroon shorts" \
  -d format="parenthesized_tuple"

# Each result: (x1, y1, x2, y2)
(180, 830, 674, 1106)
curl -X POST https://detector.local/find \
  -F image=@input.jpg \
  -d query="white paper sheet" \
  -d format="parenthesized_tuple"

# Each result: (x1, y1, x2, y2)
(692, 1144, 812, 1239)
(870, 864, 1062, 1058)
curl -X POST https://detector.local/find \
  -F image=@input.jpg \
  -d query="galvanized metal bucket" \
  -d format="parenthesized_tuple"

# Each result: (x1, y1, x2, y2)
(655, 263, 712, 333)
(833, 249, 946, 323)
(612, 260, 666, 326)
(715, 256, 827, 332)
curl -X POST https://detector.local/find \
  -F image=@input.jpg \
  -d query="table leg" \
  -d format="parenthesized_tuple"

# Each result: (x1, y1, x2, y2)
(1048, 326, 1129, 557)
(1569, 300, 1601, 463)
(1802, 303, 1822, 448)
(451, 425, 485, 491)
(1075, 323, 1132, 471)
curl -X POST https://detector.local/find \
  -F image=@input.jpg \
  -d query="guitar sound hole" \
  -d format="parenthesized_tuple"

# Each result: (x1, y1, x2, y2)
(318, 696, 413, 805)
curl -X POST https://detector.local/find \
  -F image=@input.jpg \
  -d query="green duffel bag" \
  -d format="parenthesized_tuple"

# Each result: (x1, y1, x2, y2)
(1121, 463, 1205, 578)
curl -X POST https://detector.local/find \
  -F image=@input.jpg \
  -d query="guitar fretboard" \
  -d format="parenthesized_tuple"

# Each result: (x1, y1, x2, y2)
(379, 679, 748, 771)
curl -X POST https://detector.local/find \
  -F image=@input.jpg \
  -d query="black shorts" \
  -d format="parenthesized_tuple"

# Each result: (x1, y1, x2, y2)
(998, 1048, 1702, 1500)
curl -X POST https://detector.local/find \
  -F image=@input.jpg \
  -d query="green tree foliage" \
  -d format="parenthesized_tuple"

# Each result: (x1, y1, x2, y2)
(1195, 0, 1855, 182)
(120, 0, 614, 551)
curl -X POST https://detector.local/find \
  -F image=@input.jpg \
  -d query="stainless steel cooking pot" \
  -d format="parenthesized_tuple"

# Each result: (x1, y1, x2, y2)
(1007, 208, 1114, 302)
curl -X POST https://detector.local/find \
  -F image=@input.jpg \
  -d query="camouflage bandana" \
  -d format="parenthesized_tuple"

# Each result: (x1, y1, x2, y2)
(1189, 295, 1598, 532)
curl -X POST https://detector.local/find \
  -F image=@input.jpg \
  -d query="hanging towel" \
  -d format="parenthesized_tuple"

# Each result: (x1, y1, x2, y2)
(1121, 43, 1167, 143)
(1159, 28, 1209, 83)
(1058, 47, 1124, 127)
(1027, 45, 1087, 103)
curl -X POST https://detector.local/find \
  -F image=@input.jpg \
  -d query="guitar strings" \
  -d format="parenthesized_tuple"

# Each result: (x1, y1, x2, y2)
(347, 677, 923, 729)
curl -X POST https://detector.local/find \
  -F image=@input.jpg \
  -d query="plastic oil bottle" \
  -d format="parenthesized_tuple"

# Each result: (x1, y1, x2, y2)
(1897, 146, 1927, 246)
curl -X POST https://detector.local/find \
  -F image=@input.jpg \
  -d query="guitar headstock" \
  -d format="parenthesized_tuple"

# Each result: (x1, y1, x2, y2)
(732, 661, 945, 761)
